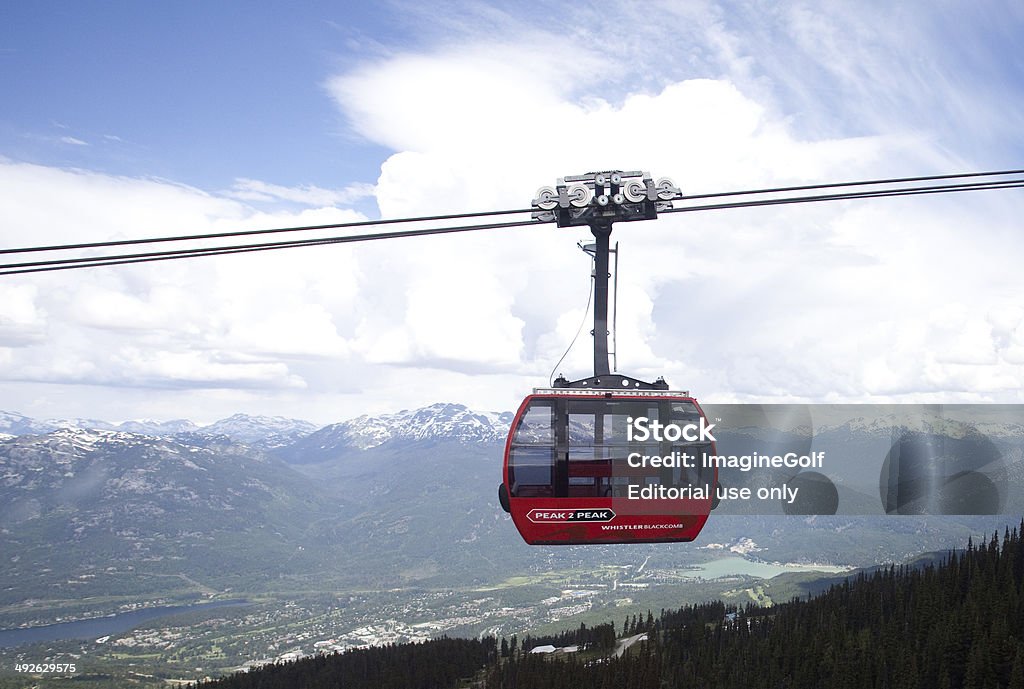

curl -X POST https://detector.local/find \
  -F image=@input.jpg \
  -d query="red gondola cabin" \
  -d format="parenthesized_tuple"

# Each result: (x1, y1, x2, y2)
(499, 388, 717, 545)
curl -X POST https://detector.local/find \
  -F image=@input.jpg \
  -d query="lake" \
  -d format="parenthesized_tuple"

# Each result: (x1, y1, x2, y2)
(681, 557, 850, 579)
(0, 599, 248, 649)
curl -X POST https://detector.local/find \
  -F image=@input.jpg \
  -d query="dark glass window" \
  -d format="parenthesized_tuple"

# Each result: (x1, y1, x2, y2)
(508, 397, 711, 499)
(508, 402, 555, 497)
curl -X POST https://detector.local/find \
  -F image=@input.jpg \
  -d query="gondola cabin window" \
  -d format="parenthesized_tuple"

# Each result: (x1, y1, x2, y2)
(508, 397, 712, 499)
(507, 401, 555, 497)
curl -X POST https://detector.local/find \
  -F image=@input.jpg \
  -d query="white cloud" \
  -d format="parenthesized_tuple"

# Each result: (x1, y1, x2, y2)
(318, 16, 1024, 408)
(226, 179, 376, 206)
(0, 162, 373, 408)
(111, 349, 307, 389)
(0, 284, 46, 345)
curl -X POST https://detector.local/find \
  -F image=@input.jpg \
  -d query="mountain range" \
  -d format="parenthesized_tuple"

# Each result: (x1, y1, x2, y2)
(0, 403, 515, 454)
(276, 403, 513, 462)
(1, 402, 1020, 630)
(0, 410, 318, 451)
(7, 404, 1024, 457)
(0, 403, 523, 627)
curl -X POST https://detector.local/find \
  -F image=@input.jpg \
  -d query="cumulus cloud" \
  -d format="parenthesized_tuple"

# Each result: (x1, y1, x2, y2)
(319, 6, 1024, 408)
(0, 162, 371, 407)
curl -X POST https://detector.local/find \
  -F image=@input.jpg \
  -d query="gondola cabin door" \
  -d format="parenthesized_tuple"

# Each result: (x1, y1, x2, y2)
(500, 390, 716, 545)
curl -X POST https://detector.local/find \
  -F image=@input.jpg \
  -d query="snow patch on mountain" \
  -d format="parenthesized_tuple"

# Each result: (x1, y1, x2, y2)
(119, 418, 199, 435)
(817, 413, 1024, 440)
(201, 413, 316, 448)
(304, 403, 514, 453)
(0, 410, 58, 435)
(0, 411, 315, 450)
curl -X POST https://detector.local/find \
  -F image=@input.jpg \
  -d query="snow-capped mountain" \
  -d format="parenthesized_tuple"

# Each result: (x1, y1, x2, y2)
(2, 412, 200, 436)
(1, 412, 200, 437)
(0, 404, 509, 460)
(337, 403, 513, 448)
(47, 417, 119, 431)
(817, 415, 1005, 440)
(0, 427, 236, 495)
(201, 413, 317, 449)
(0, 410, 58, 435)
(811, 411, 1024, 440)
(278, 403, 514, 463)
(118, 418, 199, 435)
(0, 410, 313, 449)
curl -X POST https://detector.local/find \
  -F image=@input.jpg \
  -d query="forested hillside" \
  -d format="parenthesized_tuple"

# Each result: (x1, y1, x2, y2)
(492, 522, 1024, 689)
(195, 637, 496, 689)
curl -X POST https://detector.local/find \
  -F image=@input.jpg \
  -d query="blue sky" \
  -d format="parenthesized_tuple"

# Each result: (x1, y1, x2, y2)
(2, 2, 1024, 425)
(1, 2, 391, 195)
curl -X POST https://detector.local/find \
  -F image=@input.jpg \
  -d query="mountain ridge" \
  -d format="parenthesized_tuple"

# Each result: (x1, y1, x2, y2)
(275, 402, 513, 463)
(0, 403, 513, 453)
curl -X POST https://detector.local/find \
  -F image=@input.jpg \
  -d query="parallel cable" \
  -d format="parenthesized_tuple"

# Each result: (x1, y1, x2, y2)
(676, 168, 1024, 203)
(0, 218, 550, 276)
(0, 206, 538, 257)
(663, 178, 1024, 215)
(3, 169, 1021, 259)
(2, 171, 1023, 277)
